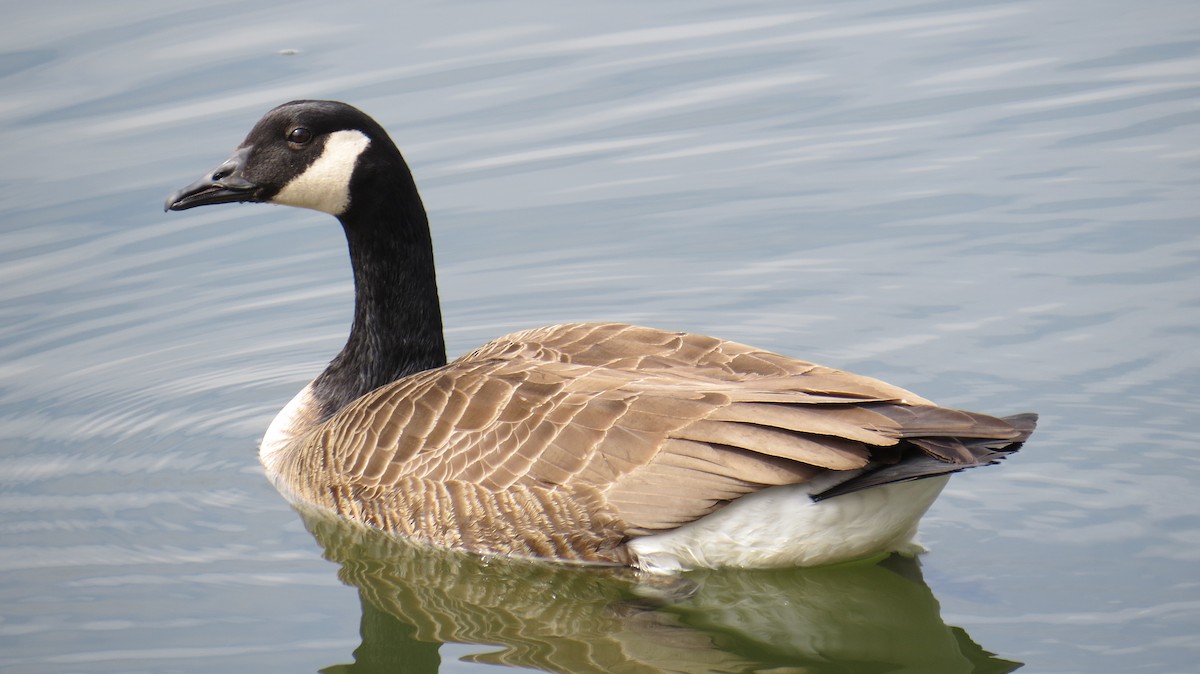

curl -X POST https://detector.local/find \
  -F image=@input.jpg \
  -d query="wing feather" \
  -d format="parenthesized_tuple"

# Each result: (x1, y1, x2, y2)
(707, 402, 900, 446)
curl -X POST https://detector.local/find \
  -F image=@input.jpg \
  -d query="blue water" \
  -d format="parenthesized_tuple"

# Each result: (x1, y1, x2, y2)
(2, 1, 1198, 672)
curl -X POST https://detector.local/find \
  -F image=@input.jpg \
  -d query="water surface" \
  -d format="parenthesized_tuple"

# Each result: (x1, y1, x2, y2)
(2, 1, 1198, 672)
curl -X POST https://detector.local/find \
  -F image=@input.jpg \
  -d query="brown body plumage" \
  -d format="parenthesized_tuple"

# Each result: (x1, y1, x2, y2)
(265, 322, 1034, 566)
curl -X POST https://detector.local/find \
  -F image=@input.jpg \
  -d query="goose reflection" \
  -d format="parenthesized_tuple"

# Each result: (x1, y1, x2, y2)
(303, 508, 1020, 674)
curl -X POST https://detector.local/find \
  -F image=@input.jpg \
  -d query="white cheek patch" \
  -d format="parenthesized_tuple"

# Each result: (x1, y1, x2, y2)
(272, 130, 371, 215)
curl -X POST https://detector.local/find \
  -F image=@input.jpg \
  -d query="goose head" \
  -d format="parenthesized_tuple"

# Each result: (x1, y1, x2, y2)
(165, 100, 445, 420)
(164, 100, 411, 218)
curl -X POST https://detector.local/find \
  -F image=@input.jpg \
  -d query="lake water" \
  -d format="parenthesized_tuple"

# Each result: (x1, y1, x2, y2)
(2, 1, 1198, 672)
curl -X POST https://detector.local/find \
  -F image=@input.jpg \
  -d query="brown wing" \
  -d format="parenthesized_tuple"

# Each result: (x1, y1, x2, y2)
(463, 323, 933, 400)
(293, 323, 1031, 560)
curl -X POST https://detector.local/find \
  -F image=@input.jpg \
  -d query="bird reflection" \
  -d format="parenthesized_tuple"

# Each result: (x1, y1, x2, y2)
(302, 507, 1020, 674)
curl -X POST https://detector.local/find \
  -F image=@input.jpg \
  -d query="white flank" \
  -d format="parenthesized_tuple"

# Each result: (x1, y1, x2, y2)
(272, 130, 370, 215)
(629, 475, 950, 572)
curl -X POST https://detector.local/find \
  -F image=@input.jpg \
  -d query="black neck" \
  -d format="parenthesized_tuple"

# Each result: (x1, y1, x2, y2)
(310, 166, 447, 420)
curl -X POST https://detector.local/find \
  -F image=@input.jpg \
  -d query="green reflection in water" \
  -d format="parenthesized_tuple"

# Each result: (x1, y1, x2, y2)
(305, 508, 1019, 673)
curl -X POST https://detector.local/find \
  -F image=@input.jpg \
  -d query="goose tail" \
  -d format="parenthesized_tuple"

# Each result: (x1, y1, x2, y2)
(812, 412, 1038, 501)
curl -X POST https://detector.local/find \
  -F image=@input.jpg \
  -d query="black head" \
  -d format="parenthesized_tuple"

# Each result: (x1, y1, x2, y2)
(165, 100, 406, 217)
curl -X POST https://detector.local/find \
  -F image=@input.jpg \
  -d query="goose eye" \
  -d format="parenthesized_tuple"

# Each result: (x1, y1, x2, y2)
(287, 127, 313, 146)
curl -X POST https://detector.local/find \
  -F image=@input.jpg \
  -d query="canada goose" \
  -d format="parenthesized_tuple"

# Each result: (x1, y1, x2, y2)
(165, 100, 1036, 572)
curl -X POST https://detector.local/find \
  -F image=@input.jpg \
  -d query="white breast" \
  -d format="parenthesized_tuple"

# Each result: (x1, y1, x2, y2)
(628, 475, 950, 572)
(260, 382, 318, 479)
